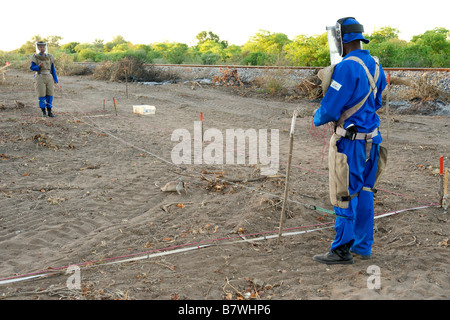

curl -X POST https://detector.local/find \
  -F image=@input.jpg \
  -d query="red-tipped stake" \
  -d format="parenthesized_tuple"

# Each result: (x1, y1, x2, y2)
(200, 112, 204, 144)
(103, 99, 106, 113)
(113, 97, 118, 116)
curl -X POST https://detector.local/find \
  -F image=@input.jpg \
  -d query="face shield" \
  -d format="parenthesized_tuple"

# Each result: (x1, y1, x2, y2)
(36, 42, 48, 55)
(326, 25, 342, 65)
(326, 17, 366, 61)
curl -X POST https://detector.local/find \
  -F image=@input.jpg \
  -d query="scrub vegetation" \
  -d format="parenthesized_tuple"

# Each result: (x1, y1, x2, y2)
(1, 27, 449, 68)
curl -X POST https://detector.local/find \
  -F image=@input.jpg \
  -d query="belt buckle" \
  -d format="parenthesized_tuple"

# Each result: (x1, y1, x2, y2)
(365, 129, 377, 141)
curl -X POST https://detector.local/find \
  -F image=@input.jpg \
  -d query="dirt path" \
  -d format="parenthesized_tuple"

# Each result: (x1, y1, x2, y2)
(0, 69, 448, 300)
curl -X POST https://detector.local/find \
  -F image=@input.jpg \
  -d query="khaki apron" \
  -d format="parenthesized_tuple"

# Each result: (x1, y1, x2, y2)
(328, 134, 388, 209)
(31, 54, 55, 97)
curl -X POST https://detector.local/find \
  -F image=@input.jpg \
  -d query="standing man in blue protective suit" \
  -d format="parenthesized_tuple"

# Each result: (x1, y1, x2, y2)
(30, 42, 58, 117)
(312, 17, 387, 264)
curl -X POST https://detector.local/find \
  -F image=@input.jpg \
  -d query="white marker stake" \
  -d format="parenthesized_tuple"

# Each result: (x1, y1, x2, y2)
(277, 110, 298, 245)
(290, 110, 297, 135)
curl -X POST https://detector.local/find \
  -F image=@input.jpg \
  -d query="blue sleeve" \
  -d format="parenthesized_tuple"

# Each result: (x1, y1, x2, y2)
(51, 63, 58, 83)
(30, 61, 40, 72)
(314, 62, 355, 127)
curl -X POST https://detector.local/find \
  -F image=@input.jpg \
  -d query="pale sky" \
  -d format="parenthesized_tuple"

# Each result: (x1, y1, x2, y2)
(2, 0, 449, 51)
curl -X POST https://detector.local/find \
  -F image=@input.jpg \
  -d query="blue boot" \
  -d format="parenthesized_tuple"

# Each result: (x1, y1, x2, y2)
(39, 97, 47, 117)
(46, 96, 55, 117)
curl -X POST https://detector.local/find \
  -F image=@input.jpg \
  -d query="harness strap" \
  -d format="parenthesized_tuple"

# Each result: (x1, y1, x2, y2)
(348, 56, 379, 95)
(336, 56, 380, 127)
(337, 193, 359, 202)
(362, 187, 377, 193)
(336, 187, 377, 202)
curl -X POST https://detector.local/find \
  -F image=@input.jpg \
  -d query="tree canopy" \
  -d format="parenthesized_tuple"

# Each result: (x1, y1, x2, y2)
(3, 27, 449, 68)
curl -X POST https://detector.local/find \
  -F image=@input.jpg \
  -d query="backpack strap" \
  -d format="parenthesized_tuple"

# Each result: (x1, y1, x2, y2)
(336, 56, 380, 127)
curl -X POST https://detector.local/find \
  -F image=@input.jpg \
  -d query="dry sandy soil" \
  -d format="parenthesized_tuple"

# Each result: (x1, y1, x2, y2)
(0, 69, 448, 302)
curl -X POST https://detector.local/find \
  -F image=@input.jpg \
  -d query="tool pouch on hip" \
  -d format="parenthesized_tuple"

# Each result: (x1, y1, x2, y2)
(328, 133, 351, 209)
(374, 145, 388, 187)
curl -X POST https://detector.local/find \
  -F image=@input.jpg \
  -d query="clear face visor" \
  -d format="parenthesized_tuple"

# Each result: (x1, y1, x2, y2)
(36, 43, 48, 54)
(326, 26, 343, 64)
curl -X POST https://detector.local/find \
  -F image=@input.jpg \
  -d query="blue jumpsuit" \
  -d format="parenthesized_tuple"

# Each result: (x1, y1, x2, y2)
(30, 55, 58, 110)
(314, 49, 387, 256)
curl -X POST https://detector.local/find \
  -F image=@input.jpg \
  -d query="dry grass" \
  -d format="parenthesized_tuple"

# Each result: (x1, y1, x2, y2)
(93, 56, 178, 83)
(57, 53, 93, 76)
(212, 67, 244, 87)
(296, 74, 322, 100)
(253, 69, 290, 96)
(391, 73, 449, 102)
(410, 73, 449, 102)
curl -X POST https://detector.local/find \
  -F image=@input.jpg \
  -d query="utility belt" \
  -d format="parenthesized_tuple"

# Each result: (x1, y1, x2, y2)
(335, 125, 378, 161)
(335, 126, 378, 142)
(37, 71, 51, 75)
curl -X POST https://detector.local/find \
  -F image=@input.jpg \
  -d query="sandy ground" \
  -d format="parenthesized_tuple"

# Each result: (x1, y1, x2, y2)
(0, 69, 449, 301)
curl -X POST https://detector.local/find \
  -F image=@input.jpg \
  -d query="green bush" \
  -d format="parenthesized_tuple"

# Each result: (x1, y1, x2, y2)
(285, 33, 329, 67)
(242, 51, 268, 66)
(201, 53, 221, 65)
(165, 43, 189, 64)
(6, 28, 449, 69)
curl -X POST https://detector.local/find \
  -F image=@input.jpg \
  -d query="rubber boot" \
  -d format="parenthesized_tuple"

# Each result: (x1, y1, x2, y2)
(313, 242, 354, 265)
(47, 107, 55, 117)
(39, 97, 47, 117)
(46, 96, 55, 117)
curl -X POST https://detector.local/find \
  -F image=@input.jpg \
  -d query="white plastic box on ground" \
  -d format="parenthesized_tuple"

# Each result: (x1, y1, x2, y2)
(133, 105, 156, 115)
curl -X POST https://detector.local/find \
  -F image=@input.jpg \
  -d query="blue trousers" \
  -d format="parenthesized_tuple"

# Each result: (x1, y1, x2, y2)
(38, 96, 53, 109)
(330, 136, 381, 256)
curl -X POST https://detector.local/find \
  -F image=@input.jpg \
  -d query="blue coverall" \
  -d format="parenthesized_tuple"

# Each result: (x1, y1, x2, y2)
(30, 55, 58, 110)
(314, 49, 387, 256)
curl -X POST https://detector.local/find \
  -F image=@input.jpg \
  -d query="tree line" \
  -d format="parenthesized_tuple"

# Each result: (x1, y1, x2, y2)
(2, 27, 449, 68)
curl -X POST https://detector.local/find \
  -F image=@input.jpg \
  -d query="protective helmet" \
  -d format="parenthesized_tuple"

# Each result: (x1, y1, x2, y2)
(36, 41, 48, 54)
(328, 17, 369, 57)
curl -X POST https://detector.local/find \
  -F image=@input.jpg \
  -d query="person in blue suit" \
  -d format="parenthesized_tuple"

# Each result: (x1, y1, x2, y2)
(30, 42, 58, 117)
(313, 18, 387, 264)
